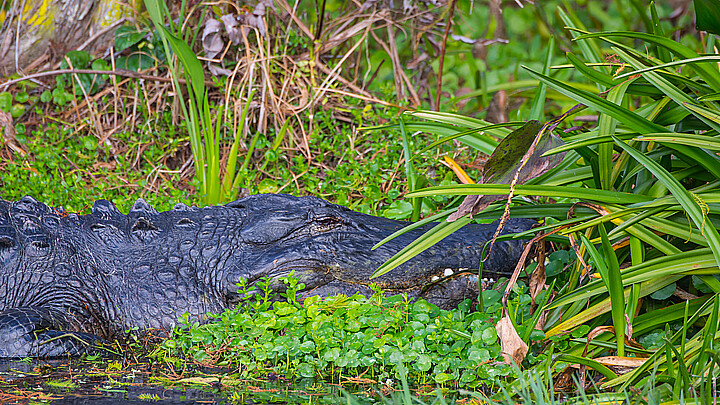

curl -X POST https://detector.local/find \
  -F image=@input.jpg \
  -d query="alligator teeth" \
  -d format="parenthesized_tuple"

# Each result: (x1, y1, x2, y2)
(444, 268, 454, 277)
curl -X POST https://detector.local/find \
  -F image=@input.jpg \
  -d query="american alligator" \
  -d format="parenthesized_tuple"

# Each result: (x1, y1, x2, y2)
(0, 194, 533, 357)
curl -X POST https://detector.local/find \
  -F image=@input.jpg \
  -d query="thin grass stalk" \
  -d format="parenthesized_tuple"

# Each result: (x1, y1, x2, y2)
(528, 37, 554, 121)
(399, 119, 420, 221)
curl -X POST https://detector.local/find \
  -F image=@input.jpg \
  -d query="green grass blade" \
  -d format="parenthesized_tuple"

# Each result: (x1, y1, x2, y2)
(597, 223, 626, 356)
(522, 279, 556, 343)
(523, 66, 666, 134)
(407, 184, 653, 204)
(695, 0, 720, 36)
(399, 119, 419, 221)
(694, 295, 720, 381)
(635, 132, 720, 150)
(682, 102, 720, 125)
(542, 134, 636, 157)
(525, 66, 720, 179)
(650, 1, 671, 62)
(557, 7, 608, 80)
(614, 55, 720, 79)
(372, 209, 454, 250)
(566, 53, 621, 88)
(225, 88, 256, 196)
(548, 250, 713, 312)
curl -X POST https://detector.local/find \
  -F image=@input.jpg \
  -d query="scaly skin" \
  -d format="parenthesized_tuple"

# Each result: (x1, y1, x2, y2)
(0, 194, 533, 357)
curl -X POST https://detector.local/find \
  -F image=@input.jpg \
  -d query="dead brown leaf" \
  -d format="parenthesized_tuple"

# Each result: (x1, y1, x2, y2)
(221, 15, 242, 45)
(496, 316, 528, 365)
(485, 90, 508, 124)
(203, 19, 224, 60)
(0, 110, 26, 156)
(529, 239, 546, 304)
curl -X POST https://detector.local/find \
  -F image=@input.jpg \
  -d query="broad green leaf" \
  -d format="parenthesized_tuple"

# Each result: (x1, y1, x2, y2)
(115, 26, 148, 52)
(449, 121, 566, 219)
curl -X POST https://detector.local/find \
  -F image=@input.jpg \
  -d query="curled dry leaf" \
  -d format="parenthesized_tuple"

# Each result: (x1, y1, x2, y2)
(203, 19, 232, 76)
(202, 19, 224, 60)
(496, 316, 529, 365)
(583, 324, 645, 357)
(220, 15, 241, 45)
(529, 239, 546, 304)
(0, 110, 26, 156)
(566, 356, 646, 376)
(485, 90, 508, 124)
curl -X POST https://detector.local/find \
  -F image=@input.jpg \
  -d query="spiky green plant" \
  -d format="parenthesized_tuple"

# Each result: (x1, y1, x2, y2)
(371, 2, 720, 399)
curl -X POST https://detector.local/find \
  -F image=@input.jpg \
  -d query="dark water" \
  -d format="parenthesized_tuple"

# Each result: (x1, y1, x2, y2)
(0, 359, 340, 404)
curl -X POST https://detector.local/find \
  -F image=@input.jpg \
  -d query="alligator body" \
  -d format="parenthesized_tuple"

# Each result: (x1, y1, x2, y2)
(0, 194, 532, 357)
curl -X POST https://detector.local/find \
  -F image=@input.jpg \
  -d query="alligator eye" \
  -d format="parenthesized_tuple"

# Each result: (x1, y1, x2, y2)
(315, 217, 341, 231)
(132, 218, 158, 232)
(90, 223, 106, 231)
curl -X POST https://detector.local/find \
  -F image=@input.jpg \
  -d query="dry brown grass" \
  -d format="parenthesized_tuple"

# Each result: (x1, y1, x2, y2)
(0, 0, 473, 200)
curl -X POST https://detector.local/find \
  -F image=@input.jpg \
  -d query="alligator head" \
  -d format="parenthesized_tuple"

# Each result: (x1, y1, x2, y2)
(0, 194, 532, 357)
